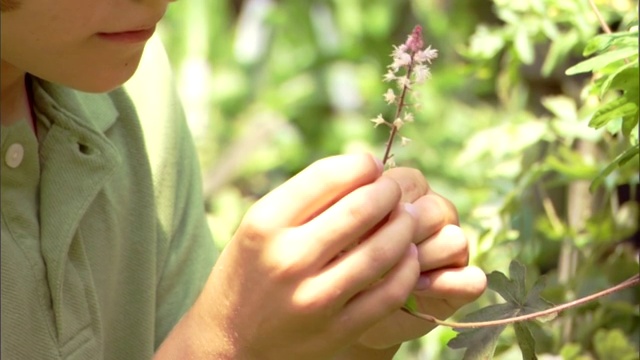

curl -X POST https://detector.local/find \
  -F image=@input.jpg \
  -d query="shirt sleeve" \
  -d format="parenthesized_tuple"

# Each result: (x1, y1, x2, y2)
(123, 35, 218, 349)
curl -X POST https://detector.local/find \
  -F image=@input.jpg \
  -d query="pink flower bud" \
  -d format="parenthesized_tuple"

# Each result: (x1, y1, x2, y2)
(405, 25, 424, 53)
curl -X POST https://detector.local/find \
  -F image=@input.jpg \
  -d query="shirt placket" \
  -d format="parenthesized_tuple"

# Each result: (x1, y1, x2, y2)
(37, 118, 119, 358)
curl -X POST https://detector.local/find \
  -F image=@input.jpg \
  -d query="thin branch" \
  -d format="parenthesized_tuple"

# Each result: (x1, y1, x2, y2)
(588, 0, 612, 34)
(382, 64, 415, 165)
(402, 273, 639, 329)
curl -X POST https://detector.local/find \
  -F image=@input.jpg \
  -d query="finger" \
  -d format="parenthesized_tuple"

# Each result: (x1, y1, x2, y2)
(413, 266, 487, 310)
(245, 154, 383, 230)
(309, 204, 417, 308)
(337, 243, 420, 335)
(412, 192, 459, 242)
(359, 266, 486, 350)
(415, 225, 469, 272)
(293, 176, 402, 267)
(383, 167, 429, 203)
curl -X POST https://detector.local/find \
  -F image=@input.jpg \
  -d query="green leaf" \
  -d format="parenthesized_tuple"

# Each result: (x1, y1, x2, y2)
(593, 328, 639, 360)
(543, 147, 600, 181)
(514, 25, 534, 65)
(448, 261, 556, 360)
(523, 277, 556, 322)
(600, 62, 639, 97)
(566, 47, 638, 75)
(583, 31, 640, 56)
(514, 323, 537, 360)
(622, 113, 639, 137)
(467, 25, 506, 60)
(560, 343, 589, 360)
(404, 294, 419, 312)
(448, 324, 507, 360)
(589, 97, 639, 129)
(487, 270, 520, 304)
(590, 144, 640, 191)
(509, 260, 527, 303)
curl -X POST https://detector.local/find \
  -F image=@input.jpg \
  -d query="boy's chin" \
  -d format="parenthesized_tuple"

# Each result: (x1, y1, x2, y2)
(60, 57, 143, 94)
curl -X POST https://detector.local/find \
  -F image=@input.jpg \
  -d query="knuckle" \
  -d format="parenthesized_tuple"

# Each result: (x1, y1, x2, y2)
(271, 256, 306, 281)
(291, 283, 336, 316)
(365, 243, 392, 268)
(268, 236, 309, 281)
(237, 216, 271, 245)
(345, 200, 376, 225)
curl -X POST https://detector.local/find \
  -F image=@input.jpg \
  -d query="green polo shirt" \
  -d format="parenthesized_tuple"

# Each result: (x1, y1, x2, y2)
(1, 38, 217, 359)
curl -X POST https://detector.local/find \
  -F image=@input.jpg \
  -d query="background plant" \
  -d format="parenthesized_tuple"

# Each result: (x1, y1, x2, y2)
(159, 0, 639, 358)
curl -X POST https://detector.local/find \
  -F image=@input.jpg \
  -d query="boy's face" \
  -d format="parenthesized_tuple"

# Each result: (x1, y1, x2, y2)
(1, 0, 170, 93)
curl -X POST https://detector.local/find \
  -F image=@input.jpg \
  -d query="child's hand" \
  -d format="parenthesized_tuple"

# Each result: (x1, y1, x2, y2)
(351, 167, 487, 352)
(190, 154, 422, 359)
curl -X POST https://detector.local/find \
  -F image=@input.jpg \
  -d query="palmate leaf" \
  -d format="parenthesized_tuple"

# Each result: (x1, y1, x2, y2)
(514, 323, 537, 360)
(447, 261, 555, 360)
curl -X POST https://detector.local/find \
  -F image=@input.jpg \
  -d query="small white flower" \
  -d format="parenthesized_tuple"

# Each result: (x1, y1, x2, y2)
(387, 157, 396, 168)
(371, 114, 386, 127)
(396, 75, 412, 89)
(391, 44, 408, 59)
(413, 64, 431, 84)
(384, 89, 396, 104)
(403, 112, 414, 123)
(383, 70, 396, 82)
(392, 52, 412, 69)
(401, 137, 412, 146)
(414, 46, 438, 64)
(393, 118, 404, 129)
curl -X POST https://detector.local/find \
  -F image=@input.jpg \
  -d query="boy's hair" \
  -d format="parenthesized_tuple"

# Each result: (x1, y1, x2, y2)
(1, 0, 20, 11)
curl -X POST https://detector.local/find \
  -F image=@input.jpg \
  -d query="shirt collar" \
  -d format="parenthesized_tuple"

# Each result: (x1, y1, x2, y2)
(30, 77, 119, 133)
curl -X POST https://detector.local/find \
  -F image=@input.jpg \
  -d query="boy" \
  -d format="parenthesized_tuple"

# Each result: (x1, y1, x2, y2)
(1, 0, 486, 358)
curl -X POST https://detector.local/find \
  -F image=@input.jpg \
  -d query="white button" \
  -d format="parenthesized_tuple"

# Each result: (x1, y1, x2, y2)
(5, 143, 25, 168)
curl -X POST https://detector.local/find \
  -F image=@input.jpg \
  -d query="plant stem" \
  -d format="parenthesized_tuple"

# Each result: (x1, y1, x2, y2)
(402, 273, 639, 329)
(588, 0, 612, 34)
(382, 63, 415, 165)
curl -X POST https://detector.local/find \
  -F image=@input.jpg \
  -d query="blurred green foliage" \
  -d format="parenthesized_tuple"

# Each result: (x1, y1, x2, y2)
(159, 0, 639, 358)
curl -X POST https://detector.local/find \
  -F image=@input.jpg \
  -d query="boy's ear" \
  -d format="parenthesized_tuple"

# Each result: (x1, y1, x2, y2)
(1, 0, 21, 12)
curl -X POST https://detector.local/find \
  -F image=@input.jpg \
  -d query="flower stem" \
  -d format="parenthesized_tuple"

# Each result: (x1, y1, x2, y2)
(382, 62, 415, 165)
(402, 273, 639, 329)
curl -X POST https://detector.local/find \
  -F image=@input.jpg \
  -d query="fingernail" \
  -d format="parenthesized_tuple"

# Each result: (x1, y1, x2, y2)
(409, 243, 418, 257)
(414, 273, 431, 291)
(403, 202, 419, 219)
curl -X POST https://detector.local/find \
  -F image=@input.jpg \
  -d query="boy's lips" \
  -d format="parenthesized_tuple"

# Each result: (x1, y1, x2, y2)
(97, 25, 156, 44)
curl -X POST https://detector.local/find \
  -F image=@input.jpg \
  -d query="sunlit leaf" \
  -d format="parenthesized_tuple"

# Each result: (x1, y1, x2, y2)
(566, 47, 638, 75)
(515, 25, 534, 65)
(600, 64, 639, 97)
(583, 31, 639, 56)
(589, 97, 638, 129)
(590, 144, 640, 191)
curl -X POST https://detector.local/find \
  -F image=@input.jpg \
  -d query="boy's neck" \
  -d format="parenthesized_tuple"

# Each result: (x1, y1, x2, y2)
(1, 60, 31, 128)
